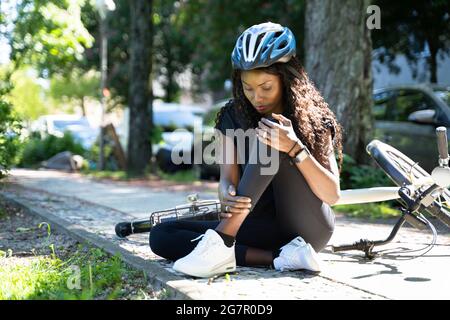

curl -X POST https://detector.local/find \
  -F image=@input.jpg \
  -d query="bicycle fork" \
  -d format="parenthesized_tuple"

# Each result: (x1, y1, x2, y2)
(331, 208, 428, 259)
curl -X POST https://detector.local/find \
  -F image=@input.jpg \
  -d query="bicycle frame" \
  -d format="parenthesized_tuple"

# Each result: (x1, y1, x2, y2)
(335, 187, 401, 205)
(331, 128, 450, 259)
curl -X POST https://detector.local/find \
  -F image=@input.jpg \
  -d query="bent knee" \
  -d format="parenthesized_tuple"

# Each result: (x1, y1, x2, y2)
(149, 223, 169, 257)
(306, 230, 333, 253)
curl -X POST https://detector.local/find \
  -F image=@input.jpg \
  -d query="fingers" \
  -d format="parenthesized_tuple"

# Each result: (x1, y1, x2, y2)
(256, 128, 271, 142)
(221, 185, 252, 218)
(259, 119, 277, 132)
(226, 185, 251, 203)
(228, 184, 236, 196)
(224, 185, 251, 203)
(220, 201, 251, 218)
(260, 118, 277, 128)
(271, 113, 291, 126)
(222, 200, 252, 209)
(220, 212, 233, 218)
(257, 120, 278, 143)
(221, 202, 252, 216)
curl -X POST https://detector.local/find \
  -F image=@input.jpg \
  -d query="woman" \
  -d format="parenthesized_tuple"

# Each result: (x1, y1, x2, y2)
(150, 22, 343, 278)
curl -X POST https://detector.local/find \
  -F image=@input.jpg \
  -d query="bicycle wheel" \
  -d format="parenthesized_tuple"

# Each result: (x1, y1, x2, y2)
(367, 139, 450, 227)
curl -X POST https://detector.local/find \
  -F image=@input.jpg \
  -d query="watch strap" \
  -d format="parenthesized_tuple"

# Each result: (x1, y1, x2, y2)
(291, 146, 311, 164)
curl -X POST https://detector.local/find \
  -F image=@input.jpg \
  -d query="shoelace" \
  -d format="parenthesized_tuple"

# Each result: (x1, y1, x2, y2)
(190, 234, 219, 259)
(280, 238, 306, 254)
(191, 234, 204, 242)
(279, 246, 305, 270)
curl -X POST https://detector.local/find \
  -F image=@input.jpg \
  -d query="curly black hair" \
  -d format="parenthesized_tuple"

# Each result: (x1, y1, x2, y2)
(214, 56, 343, 173)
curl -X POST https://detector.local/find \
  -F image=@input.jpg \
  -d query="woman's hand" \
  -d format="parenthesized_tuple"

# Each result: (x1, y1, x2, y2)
(256, 113, 304, 154)
(220, 184, 252, 219)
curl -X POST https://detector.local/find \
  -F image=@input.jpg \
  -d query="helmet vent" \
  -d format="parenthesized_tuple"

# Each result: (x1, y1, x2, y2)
(279, 40, 288, 49)
(231, 23, 296, 70)
(255, 33, 264, 47)
(245, 36, 251, 52)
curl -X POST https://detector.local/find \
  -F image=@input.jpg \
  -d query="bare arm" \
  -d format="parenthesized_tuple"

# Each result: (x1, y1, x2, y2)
(216, 131, 252, 210)
(217, 133, 240, 201)
(290, 129, 341, 205)
(215, 132, 252, 236)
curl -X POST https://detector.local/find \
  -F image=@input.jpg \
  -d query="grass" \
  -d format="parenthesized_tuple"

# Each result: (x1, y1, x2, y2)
(81, 167, 199, 184)
(81, 169, 130, 181)
(0, 245, 157, 300)
(332, 201, 401, 220)
(155, 168, 198, 183)
(0, 207, 6, 220)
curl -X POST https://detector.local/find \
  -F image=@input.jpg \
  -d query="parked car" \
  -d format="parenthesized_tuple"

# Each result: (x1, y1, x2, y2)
(152, 102, 206, 173)
(194, 84, 450, 179)
(192, 99, 229, 180)
(372, 84, 450, 172)
(31, 114, 99, 150)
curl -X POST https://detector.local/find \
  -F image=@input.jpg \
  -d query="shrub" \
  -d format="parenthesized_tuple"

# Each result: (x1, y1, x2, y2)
(333, 202, 401, 219)
(340, 153, 394, 189)
(18, 132, 86, 168)
(84, 141, 115, 170)
(336, 153, 401, 219)
(0, 76, 22, 179)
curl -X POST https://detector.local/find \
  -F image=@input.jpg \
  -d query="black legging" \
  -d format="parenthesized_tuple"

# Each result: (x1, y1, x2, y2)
(149, 138, 335, 266)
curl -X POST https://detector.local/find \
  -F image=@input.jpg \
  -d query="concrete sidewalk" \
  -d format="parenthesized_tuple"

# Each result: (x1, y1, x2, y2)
(1, 169, 449, 299)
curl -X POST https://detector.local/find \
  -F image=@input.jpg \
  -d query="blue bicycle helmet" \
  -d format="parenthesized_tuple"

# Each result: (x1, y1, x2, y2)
(231, 22, 296, 70)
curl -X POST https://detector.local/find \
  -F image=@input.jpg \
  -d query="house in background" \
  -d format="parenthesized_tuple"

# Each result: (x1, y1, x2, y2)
(372, 49, 450, 89)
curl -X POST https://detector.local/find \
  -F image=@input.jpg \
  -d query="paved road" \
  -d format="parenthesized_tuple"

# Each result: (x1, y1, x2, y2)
(2, 169, 450, 299)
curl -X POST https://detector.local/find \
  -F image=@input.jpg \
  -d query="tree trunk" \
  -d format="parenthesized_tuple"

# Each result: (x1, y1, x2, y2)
(305, 0, 373, 164)
(128, 0, 153, 175)
(80, 96, 86, 117)
(163, 32, 177, 102)
(165, 62, 177, 102)
(427, 40, 438, 84)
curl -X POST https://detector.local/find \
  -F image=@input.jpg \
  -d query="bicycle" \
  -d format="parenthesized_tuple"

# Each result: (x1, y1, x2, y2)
(114, 127, 450, 260)
(331, 126, 450, 259)
(114, 194, 222, 238)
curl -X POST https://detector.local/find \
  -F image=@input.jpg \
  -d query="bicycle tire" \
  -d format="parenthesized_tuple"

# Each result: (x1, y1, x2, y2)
(367, 139, 450, 228)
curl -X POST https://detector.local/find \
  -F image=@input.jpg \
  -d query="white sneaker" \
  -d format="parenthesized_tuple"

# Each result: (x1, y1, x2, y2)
(172, 229, 236, 278)
(273, 236, 322, 272)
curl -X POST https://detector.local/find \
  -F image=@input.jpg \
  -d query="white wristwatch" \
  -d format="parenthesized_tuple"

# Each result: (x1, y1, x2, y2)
(291, 146, 311, 164)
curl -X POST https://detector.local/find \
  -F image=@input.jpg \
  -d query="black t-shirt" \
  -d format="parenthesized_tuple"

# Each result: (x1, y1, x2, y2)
(214, 100, 337, 171)
(214, 100, 337, 217)
(214, 101, 277, 217)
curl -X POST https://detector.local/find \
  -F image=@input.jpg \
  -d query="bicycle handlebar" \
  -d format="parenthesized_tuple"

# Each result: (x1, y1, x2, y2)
(436, 127, 449, 163)
(331, 128, 450, 257)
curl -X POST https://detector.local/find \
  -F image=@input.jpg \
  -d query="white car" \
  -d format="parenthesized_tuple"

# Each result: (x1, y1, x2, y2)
(152, 102, 206, 173)
(31, 114, 100, 150)
(153, 104, 204, 150)
(113, 102, 207, 172)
